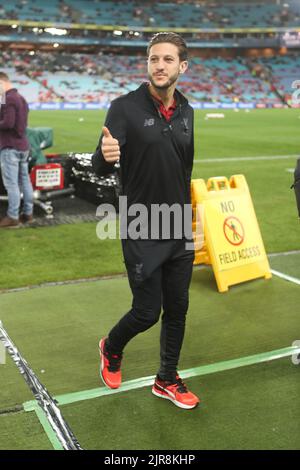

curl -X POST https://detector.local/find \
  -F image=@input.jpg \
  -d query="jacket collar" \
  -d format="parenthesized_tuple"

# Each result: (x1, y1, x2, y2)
(134, 82, 189, 111)
(6, 88, 18, 95)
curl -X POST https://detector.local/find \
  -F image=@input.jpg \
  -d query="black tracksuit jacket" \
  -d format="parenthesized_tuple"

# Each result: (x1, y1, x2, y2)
(92, 82, 194, 239)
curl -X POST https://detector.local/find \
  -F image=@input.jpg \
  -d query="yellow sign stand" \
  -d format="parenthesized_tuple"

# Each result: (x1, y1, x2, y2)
(191, 174, 272, 292)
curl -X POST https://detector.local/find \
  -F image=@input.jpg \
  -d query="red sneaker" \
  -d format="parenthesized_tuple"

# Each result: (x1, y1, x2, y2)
(99, 338, 122, 389)
(152, 375, 200, 410)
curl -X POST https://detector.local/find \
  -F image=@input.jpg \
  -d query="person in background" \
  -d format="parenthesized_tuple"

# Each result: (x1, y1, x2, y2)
(0, 72, 33, 228)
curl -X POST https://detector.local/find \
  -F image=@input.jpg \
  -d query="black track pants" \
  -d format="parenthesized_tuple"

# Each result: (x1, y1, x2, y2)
(108, 238, 194, 378)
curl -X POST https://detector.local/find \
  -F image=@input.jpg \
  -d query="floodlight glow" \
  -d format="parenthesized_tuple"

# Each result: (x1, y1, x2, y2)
(44, 28, 67, 36)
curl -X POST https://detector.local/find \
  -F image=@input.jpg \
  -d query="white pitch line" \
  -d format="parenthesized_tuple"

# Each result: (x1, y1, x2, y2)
(268, 250, 300, 258)
(1, 251, 299, 295)
(271, 269, 300, 286)
(194, 155, 298, 163)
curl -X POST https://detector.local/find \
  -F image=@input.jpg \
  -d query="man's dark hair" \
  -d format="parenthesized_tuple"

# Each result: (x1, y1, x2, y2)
(0, 72, 9, 81)
(147, 32, 188, 61)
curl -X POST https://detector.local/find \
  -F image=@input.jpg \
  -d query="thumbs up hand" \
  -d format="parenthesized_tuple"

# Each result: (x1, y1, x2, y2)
(101, 126, 120, 163)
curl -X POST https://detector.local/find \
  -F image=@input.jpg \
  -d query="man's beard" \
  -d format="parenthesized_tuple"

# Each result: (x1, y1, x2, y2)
(148, 71, 179, 90)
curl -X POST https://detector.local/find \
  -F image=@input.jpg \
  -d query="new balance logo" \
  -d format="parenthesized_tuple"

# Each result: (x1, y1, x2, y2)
(144, 118, 155, 127)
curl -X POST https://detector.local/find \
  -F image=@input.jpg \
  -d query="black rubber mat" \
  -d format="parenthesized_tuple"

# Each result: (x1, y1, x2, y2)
(0, 196, 99, 227)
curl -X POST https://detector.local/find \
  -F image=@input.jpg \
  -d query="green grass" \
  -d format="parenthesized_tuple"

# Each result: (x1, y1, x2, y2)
(28, 110, 103, 154)
(0, 108, 298, 290)
(195, 108, 299, 158)
(28, 108, 300, 158)
(0, 412, 52, 450)
(0, 224, 123, 290)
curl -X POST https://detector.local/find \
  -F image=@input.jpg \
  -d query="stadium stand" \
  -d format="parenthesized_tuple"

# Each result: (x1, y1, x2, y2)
(0, 1, 299, 107)
(1, 0, 300, 28)
(258, 54, 300, 103)
(0, 49, 284, 105)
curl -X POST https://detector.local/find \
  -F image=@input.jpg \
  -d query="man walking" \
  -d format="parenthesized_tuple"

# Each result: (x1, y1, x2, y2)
(0, 72, 33, 228)
(92, 33, 199, 409)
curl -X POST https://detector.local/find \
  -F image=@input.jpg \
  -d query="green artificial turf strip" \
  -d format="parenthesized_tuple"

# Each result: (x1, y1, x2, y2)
(62, 358, 300, 450)
(0, 271, 299, 411)
(0, 411, 53, 450)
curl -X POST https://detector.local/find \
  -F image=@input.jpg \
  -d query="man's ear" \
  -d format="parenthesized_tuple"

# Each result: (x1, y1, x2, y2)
(179, 61, 188, 74)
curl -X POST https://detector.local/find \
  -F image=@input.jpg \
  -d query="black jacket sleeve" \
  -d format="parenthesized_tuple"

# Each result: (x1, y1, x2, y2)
(92, 98, 127, 176)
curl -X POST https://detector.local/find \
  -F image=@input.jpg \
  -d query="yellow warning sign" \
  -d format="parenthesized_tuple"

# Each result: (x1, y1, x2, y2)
(192, 175, 271, 292)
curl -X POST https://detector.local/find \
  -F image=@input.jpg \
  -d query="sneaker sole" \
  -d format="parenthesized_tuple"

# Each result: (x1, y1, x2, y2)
(98, 339, 120, 390)
(152, 387, 199, 410)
